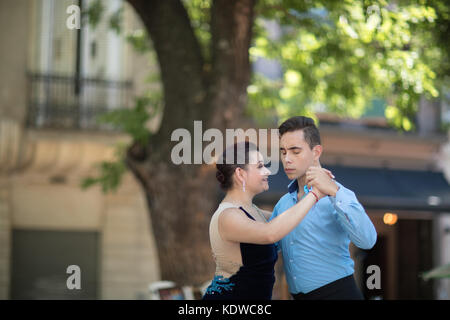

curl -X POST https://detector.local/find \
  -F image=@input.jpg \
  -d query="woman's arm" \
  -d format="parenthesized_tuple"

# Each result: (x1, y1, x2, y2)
(218, 190, 322, 245)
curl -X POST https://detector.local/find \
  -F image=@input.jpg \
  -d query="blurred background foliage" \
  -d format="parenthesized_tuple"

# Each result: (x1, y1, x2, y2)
(246, 0, 449, 130)
(187, 0, 449, 130)
(85, 0, 450, 131)
(81, 0, 450, 192)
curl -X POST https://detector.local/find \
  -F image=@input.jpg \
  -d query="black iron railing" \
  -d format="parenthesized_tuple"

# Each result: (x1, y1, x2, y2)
(26, 72, 133, 130)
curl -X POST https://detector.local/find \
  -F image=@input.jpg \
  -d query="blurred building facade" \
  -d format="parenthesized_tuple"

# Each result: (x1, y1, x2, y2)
(0, 0, 161, 299)
(1, 0, 450, 301)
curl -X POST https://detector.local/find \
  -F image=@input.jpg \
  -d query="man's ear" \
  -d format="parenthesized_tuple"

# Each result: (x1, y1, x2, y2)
(312, 145, 323, 166)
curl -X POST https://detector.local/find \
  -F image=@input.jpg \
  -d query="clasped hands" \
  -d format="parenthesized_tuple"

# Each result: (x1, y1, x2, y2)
(306, 167, 339, 201)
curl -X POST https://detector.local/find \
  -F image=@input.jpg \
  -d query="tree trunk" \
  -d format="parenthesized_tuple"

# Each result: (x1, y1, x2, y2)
(125, 0, 255, 286)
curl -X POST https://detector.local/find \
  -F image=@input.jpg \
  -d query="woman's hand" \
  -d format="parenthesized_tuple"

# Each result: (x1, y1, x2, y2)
(323, 168, 335, 180)
(306, 167, 339, 197)
(311, 186, 326, 201)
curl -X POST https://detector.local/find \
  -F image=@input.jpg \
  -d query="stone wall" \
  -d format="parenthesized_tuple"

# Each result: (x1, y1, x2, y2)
(0, 128, 161, 299)
(0, 177, 11, 299)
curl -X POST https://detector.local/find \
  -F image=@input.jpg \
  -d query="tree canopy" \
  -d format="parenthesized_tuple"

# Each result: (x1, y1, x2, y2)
(87, 0, 449, 131)
(246, 0, 448, 130)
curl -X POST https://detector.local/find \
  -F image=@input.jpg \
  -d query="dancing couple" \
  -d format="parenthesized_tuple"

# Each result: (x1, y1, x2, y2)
(202, 116, 377, 300)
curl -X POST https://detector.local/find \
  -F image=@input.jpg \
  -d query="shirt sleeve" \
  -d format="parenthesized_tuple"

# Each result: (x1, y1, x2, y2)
(269, 201, 282, 252)
(328, 183, 377, 250)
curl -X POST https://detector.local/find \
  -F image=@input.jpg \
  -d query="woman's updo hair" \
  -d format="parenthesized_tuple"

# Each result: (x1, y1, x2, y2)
(216, 141, 259, 191)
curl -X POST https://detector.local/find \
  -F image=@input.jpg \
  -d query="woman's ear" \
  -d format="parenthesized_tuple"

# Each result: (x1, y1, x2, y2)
(235, 167, 246, 185)
(234, 167, 242, 186)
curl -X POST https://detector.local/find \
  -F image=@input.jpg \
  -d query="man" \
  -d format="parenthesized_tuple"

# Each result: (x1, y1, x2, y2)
(270, 116, 377, 300)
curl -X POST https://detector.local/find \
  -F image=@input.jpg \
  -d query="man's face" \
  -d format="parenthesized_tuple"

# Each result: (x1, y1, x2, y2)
(279, 130, 321, 181)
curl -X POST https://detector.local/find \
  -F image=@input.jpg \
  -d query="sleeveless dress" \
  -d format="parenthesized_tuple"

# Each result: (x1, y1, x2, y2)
(202, 202, 278, 300)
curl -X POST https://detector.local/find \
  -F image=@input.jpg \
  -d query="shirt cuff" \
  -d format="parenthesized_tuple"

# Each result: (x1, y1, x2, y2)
(328, 184, 354, 212)
(328, 184, 360, 225)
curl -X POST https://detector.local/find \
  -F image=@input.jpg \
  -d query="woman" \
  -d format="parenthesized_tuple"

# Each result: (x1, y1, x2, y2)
(202, 141, 331, 300)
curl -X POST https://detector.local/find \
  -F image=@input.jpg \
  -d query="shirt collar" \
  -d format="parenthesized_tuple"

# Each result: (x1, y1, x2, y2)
(288, 179, 313, 202)
(288, 179, 299, 202)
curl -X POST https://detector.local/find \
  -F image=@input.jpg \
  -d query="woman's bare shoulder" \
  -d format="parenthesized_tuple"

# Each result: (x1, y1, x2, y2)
(219, 207, 243, 220)
(254, 206, 272, 220)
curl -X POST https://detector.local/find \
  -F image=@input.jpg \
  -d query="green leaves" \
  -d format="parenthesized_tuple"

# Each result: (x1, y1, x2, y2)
(84, 0, 123, 35)
(97, 95, 157, 146)
(182, 0, 446, 131)
(84, 0, 104, 29)
(125, 29, 151, 54)
(422, 263, 450, 280)
(81, 1, 164, 194)
(81, 143, 127, 193)
(249, 0, 445, 131)
(109, 6, 123, 34)
(183, 0, 212, 61)
(81, 94, 159, 193)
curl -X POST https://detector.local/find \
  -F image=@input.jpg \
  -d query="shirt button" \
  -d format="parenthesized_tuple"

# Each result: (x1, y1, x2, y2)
(290, 259, 293, 263)
(293, 276, 297, 280)
(290, 241, 294, 245)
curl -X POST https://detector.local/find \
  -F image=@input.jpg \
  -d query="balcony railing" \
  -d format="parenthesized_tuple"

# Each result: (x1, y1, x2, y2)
(26, 72, 133, 130)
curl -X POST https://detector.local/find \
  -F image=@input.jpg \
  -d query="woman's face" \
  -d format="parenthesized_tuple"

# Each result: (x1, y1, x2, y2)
(238, 150, 271, 194)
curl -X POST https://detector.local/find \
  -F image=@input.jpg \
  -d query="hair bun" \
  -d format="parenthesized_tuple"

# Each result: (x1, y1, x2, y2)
(216, 171, 225, 183)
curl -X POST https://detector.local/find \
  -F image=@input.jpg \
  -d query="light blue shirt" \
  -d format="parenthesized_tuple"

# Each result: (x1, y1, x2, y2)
(270, 179, 377, 294)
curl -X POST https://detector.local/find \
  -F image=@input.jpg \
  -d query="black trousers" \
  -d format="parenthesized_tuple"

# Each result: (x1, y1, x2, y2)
(291, 275, 364, 300)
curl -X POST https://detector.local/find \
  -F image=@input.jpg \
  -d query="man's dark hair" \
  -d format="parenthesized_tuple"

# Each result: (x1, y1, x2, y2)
(278, 116, 321, 150)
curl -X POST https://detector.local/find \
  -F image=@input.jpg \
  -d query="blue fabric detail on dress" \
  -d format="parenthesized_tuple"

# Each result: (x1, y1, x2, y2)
(205, 275, 235, 295)
(274, 241, 280, 252)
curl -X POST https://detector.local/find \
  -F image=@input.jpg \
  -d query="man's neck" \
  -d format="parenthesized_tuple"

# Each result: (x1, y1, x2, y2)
(297, 161, 321, 193)
(296, 175, 307, 200)
(297, 175, 307, 189)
